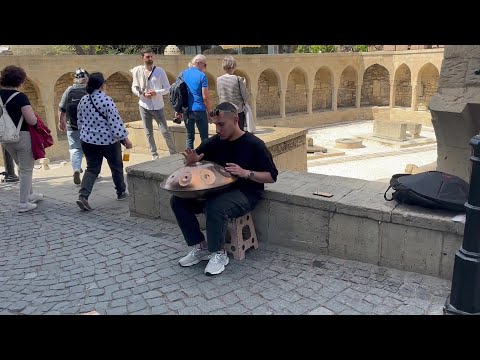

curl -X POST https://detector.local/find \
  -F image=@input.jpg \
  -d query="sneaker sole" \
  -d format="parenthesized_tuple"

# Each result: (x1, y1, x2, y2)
(28, 197, 44, 204)
(179, 255, 210, 267)
(18, 205, 37, 213)
(76, 199, 92, 211)
(204, 257, 230, 276)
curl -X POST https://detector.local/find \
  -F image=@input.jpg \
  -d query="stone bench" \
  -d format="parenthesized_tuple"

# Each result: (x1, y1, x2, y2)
(373, 120, 422, 141)
(126, 154, 465, 280)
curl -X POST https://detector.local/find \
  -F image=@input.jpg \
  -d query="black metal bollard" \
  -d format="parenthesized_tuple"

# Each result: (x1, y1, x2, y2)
(444, 135, 480, 314)
(1, 145, 19, 183)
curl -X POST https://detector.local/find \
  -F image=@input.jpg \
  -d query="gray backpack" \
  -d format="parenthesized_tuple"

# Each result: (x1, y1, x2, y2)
(0, 92, 24, 143)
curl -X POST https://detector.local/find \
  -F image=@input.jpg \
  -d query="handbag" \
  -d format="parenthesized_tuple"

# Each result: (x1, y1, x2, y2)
(237, 77, 256, 133)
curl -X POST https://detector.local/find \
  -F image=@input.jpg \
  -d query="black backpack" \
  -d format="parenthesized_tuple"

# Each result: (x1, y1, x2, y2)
(384, 171, 469, 212)
(65, 86, 87, 129)
(169, 72, 189, 113)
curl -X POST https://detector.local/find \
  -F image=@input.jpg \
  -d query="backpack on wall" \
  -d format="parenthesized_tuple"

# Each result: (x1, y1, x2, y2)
(169, 72, 189, 113)
(384, 171, 470, 212)
(0, 92, 23, 143)
(65, 87, 87, 130)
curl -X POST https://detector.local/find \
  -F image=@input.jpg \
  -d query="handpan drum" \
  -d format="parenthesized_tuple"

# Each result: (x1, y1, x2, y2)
(160, 161, 237, 199)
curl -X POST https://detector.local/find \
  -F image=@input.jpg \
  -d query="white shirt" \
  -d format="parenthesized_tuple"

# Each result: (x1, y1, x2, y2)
(77, 90, 129, 145)
(138, 66, 171, 111)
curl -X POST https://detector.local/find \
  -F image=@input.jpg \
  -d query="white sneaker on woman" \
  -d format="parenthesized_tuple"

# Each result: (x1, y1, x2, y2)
(18, 202, 37, 213)
(28, 193, 44, 203)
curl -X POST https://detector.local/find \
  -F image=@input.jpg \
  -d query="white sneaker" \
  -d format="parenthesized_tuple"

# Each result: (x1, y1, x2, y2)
(179, 246, 210, 267)
(204, 251, 229, 275)
(28, 193, 44, 204)
(18, 202, 37, 213)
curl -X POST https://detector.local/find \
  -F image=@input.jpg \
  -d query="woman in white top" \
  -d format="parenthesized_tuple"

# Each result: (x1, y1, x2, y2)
(75, 72, 132, 211)
(216, 56, 249, 131)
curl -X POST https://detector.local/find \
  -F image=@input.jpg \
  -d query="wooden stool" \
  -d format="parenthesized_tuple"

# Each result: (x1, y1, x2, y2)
(224, 212, 258, 260)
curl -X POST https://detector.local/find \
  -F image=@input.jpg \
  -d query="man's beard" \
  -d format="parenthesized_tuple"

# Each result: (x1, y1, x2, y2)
(145, 60, 153, 65)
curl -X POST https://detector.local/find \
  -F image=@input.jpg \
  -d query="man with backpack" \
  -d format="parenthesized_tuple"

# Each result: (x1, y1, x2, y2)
(174, 55, 213, 149)
(58, 68, 89, 185)
(130, 48, 177, 160)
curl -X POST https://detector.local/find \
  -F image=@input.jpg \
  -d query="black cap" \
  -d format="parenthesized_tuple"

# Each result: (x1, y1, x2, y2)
(74, 68, 89, 79)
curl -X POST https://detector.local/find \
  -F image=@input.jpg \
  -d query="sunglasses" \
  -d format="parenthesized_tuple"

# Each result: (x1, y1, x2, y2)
(210, 109, 237, 117)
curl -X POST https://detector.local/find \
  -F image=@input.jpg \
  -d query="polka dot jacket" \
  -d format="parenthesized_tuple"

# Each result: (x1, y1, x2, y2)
(77, 90, 129, 145)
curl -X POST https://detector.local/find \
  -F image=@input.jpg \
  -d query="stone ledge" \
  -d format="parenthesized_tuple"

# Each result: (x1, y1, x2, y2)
(126, 155, 465, 279)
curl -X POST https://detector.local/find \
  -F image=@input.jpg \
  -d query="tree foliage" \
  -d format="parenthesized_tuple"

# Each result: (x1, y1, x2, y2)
(48, 45, 165, 55)
(295, 45, 369, 53)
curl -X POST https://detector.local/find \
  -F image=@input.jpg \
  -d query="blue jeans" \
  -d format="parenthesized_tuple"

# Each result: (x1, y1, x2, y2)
(170, 189, 253, 253)
(184, 111, 209, 149)
(67, 130, 83, 172)
(79, 141, 126, 199)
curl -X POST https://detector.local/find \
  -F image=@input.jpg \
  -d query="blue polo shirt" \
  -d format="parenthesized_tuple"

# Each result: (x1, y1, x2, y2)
(182, 67, 208, 112)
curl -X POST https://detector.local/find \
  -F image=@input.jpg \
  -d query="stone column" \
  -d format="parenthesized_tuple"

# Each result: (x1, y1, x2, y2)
(250, 92, 257, 122)
(280, 89, 286, 118)
(332, 86, 338, 111)
(411, 84, 418, 111)
(389, 81, 395, 108)
(307, 87, 313, 114)
(355, 81, 362, 108)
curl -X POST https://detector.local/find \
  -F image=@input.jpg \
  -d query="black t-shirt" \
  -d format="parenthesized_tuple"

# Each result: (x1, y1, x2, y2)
(0, 89, 31, 131)
(196, 132, 278, 204)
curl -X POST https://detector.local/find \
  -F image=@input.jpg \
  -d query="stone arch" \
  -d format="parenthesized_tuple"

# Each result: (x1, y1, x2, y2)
(417, 63, 439, 110)
(256, 68, 281, 118)
(205, 71, 219, 109)
(394, 64, 412, 107)
(286, 67, 308, 115)
(54, 72, 75, 139)
(105, 72, 138, 123)
(361, 64, 390, 106)
(233, 69, 251, 91)
(313, 66, 333, 111)
(338, 66, 357, 108)
(22, 78, 46, 125)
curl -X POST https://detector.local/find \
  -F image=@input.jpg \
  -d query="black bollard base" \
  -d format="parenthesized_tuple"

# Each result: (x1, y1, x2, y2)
(444, 295, 480, 315)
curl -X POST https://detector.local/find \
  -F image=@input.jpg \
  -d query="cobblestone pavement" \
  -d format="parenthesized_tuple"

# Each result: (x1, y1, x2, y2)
(0, 162, 451, 315)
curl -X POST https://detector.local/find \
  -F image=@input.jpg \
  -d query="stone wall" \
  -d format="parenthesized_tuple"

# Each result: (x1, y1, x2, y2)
(285, 69, 307, 115)
(394, 65, 412, 107)
(361, 64, 390, 106)
(338, 66, 357, 107)
(430, 45, 480, 182)
(256, 71, 280, 117)
(106, 73, 139, 123)
(126, 156, 464, 280)
(313, 68, 332, 111)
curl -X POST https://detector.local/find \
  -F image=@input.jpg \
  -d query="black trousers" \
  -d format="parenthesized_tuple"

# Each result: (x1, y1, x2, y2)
(79, 141, 126, 199)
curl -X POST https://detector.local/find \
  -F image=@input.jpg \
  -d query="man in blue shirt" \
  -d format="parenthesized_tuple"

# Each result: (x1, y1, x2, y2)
(175, 55, 212, 149)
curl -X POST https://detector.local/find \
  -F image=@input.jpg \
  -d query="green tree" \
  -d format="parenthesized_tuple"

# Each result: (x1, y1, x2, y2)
(295, 45, 337, 53)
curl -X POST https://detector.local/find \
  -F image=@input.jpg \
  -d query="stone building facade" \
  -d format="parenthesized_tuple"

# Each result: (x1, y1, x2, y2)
(0, 49, 443, 161)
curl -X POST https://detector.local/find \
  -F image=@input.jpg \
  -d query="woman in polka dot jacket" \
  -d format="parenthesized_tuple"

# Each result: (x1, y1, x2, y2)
(75, 72, 133, 211)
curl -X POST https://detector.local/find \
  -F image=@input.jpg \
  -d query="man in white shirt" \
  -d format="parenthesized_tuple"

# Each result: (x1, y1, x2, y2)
(131, 48, 177, 159)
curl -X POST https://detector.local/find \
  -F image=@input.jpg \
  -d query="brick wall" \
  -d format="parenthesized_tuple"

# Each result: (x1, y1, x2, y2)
(361, 64, 390, 106)
(105, 73, 138, 123)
